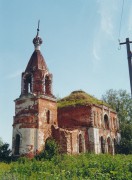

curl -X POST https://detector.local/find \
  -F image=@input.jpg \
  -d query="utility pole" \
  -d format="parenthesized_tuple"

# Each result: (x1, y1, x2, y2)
(120, 38, 132, 96)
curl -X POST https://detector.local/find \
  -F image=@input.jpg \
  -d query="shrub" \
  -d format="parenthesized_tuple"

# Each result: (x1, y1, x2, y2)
(35, 138, 59, 160)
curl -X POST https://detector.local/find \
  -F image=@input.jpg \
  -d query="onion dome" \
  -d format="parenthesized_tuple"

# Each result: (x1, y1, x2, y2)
(33, 20, 43, 50)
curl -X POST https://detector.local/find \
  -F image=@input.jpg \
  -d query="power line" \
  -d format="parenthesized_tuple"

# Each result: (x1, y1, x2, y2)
(118, 0, 125, 41)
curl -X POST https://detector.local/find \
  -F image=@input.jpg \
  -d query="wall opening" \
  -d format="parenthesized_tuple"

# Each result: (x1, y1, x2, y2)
(79, 134, 83, 153)
(24, 74, 32, 94)
(104, 114, 109, 130)
(101, 136, 105, 153)
(14, 134, 20, 155)
(46, 110, 50, 124)
(107, 137, 112, 154)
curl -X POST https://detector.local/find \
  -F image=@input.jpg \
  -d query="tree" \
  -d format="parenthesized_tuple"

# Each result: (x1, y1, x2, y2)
(0, 143, 12, 162)
(102, 89, 132, 154)
(118, 123, 132, 154)
(102, 89, 132, 124)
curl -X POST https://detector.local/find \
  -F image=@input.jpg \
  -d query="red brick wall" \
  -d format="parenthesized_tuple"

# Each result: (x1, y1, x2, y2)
(58, 105, 92, 128)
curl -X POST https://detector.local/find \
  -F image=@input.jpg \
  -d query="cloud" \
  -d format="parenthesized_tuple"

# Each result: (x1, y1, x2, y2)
(93, 46, 100, 61)
(7, 70, 22, 79)
(100, 15, 114, 39)
(97, 0, 116, 40)
(92, 39, 101, 72)
(91, 0, 120, 72)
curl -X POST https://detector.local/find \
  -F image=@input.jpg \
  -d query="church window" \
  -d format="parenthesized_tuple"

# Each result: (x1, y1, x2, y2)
(46, 110, 50, 124)
(79, 134, 83, 153)
(104, 114, 109, 130)
(107, 137, 112, 154)
(101, 136, 105, 153)
(14, 134, 20, 155)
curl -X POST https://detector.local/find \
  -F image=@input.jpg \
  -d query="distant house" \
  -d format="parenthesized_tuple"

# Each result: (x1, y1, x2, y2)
(12, 28, 120, 157)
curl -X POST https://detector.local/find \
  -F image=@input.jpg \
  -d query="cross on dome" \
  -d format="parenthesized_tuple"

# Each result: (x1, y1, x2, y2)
(33, 20, 43, 50)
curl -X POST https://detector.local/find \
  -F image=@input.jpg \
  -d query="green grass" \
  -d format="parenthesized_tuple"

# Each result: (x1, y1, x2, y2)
(58, 90, 110, 108)
(0, 154, 132, 179)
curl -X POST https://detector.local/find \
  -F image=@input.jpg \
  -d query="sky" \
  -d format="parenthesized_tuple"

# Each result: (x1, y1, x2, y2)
(0, 0, 132, 145)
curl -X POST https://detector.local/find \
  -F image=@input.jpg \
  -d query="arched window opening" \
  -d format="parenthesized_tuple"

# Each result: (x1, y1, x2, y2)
(104, 114, 109, 130)
(107, 137, 112, 154)
(14, 134, 20, 155)
(46, 110, 50, 124)
(24, 74, 32, 94)
(101, 136, 105, 153)
(79, 134, 83, 153)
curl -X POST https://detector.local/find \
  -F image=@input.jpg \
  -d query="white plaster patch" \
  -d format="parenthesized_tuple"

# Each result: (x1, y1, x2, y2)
(12, 125, 45, 156)
(15, 99, 37, 114)
(88, 128, 100, 154)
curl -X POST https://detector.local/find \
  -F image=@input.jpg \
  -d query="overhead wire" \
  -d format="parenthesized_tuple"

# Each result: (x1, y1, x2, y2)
(118, 0, 125, 50)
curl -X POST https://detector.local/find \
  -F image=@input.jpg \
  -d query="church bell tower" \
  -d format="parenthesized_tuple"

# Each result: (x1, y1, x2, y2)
(12, 23, 57, 157)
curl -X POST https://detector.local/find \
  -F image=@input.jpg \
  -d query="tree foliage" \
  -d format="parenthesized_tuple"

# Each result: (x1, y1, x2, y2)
(0, 143, 12, 162)
(102, 89, 132, 154)
(102, 89, 132, 124)
(118, 123, 132, 154)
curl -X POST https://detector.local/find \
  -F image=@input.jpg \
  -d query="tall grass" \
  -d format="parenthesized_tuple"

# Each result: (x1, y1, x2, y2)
(0, 153, 132, 180)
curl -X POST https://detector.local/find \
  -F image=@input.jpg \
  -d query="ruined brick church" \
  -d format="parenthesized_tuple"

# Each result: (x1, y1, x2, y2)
(12, 27, 120, 157)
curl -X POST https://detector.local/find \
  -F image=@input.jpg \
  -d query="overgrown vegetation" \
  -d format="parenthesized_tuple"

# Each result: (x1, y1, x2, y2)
(58, 90, 109, 108)
(0, 154, 131, 179)
(35, 138, 59, 160)
(0, 138, 12, 163)
(0, 138, 131, 179)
